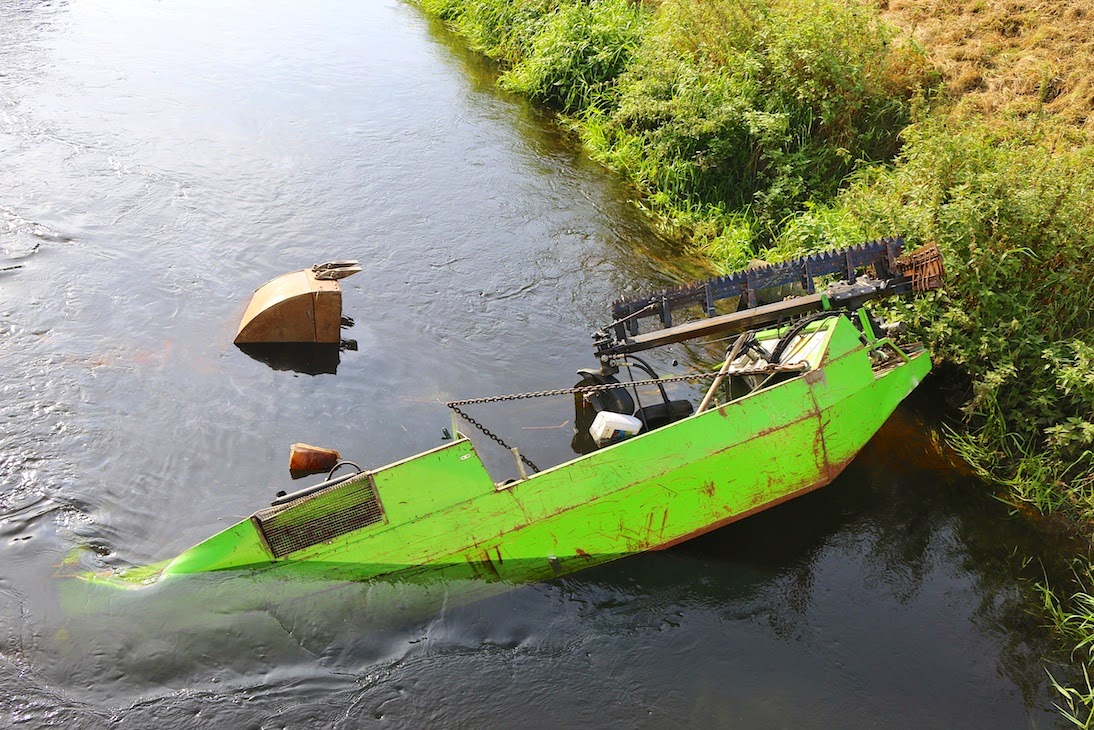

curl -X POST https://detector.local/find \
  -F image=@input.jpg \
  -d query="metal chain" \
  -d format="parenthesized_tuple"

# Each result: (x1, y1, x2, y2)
(445, 371, 717, 476)
(445, 371, 721, 408)
(449, 404, 542, 473)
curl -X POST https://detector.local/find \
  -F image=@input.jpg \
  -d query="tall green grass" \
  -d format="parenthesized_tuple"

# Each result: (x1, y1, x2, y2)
(418, 0, 647, 112)
(499, 0, 647, 112)
(416, 0, 556, 64)
(1040, 567, 1094, 728)
(581, 0, 934, 255)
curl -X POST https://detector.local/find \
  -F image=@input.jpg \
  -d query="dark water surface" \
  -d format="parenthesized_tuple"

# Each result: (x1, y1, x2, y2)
(0, 1, 1064, 726)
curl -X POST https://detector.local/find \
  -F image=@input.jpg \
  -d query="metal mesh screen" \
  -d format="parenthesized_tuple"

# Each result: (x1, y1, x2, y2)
(253, 472, 385, 559)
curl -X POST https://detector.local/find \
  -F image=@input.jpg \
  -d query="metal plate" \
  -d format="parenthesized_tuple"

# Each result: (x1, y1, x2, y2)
(253, 472, 385, 558)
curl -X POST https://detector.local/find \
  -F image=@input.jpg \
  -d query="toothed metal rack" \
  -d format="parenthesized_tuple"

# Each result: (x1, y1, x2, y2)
(594, 237, 944, 359)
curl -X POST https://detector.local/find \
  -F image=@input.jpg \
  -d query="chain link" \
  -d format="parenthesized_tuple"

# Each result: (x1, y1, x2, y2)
(445, 371, 722, 408)
(449, 404, 541, 473)
(446, 363, 808, 474)
(446, 371, 718, 476)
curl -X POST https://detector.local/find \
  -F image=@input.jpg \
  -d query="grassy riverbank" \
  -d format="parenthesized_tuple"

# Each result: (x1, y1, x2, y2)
(418, 0, 1094, 719)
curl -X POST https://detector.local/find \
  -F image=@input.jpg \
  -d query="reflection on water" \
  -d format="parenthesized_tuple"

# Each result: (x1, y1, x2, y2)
(236, 343, 346, 375)
(0, 0, 1067, 726)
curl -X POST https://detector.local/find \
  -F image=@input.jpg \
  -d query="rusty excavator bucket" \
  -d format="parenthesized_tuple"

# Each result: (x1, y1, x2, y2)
(235, 261, 361, 345)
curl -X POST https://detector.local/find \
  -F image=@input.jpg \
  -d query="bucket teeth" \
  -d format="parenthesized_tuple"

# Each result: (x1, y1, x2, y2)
(312, 260, 362, 281)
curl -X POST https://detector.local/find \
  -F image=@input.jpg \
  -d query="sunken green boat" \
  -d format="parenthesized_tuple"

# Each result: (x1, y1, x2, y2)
(85, 238, 943, 590)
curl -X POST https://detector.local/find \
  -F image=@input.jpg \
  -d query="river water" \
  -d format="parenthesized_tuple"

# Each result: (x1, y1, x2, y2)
(0, 0, 1066, 726)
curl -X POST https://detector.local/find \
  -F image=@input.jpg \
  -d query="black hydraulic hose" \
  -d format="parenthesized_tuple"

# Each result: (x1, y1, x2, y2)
(622, 357, 647, 429)
(625, 354, 671, 405)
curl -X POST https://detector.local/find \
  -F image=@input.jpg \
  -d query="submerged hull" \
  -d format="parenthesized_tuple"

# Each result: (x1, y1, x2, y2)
(87, 316, 930, 589)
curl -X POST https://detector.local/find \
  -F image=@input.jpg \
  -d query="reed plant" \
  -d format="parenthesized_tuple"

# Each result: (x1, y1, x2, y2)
(1040, 566, 1094, 728)
(498, 0, 647, 112)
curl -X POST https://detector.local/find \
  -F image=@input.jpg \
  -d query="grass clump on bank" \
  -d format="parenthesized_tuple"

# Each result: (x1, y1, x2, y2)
(499, 0, 647, 112)
(1041, 568, 1094, 727)
(417, 0, 648, 112)
(581, 0, 933, 261)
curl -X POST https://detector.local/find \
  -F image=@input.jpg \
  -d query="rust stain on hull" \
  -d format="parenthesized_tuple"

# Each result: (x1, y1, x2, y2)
(647, 477, 835, 551)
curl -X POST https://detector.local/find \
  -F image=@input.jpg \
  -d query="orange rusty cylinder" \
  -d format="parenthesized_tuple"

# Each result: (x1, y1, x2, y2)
(234, 262, 360, 344)
(289, 442, 341, 479)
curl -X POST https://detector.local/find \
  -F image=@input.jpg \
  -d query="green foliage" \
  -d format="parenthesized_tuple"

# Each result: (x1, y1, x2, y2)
(1039, 566, 1094, 728)
(499, 0, 647, 113)
(1049, 664, 1094, 730)
(416, 0, 645, 112)
(1047, 341, 1094, 417)
(771, 117, 1094, 520)
(581, 0, 935, 245)
(420, 0, 934, 251)
(416, 0, 558, 64)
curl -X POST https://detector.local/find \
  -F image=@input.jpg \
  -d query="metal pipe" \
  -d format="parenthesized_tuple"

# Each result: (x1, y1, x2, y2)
(512, 447, 529, 481)
(697, 332, 751, 414)
(271, 462, 364, 506)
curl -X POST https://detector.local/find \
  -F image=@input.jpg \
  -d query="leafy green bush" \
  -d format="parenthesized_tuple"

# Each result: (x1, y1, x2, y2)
(417, 0, 644, 111)
(771, 117, 1094, 518)
(416, 0, 558, 64)
(499, 0, 647, 112)
(581, 0, 935, 247)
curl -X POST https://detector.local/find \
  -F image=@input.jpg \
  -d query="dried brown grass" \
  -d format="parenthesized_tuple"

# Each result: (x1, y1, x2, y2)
(877, 0, 1094, 130)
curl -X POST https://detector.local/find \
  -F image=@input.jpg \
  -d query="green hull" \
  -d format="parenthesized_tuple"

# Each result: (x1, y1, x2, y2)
(85, 316, 930, 589)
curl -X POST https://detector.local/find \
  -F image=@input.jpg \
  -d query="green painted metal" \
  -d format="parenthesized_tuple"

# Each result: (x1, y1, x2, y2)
(84, 315, 930, 589)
